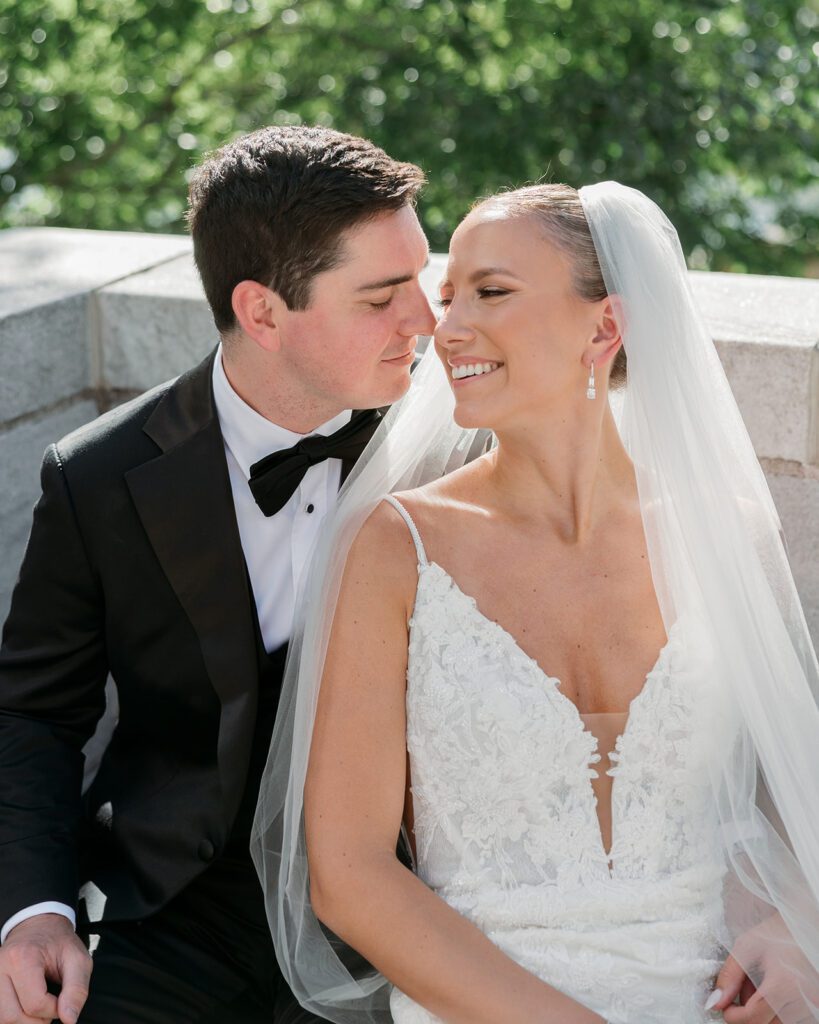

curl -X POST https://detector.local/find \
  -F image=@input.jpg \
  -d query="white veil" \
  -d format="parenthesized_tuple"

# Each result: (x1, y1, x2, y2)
(580, 182, 819, 1022)
(252, 181, 819, 1022)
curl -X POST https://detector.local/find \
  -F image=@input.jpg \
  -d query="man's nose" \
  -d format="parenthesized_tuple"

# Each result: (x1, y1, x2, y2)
(399, 283, 437, 338)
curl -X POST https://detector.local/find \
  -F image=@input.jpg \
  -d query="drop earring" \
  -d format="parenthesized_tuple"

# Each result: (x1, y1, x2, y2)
(586, 361, 596, 400)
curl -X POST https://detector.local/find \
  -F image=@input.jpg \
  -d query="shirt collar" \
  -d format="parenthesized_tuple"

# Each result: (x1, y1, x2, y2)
(212, 345, 352, 478)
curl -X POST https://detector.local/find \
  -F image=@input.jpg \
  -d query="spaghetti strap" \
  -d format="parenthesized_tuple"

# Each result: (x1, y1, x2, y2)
(382, 494, 428, 566)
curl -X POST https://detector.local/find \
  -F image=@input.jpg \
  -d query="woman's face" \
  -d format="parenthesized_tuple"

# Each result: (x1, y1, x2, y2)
(434, 206, 604, 430)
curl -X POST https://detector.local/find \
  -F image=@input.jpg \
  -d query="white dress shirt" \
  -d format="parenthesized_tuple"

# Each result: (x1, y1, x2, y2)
(1, 347, 352, 943)
(212, 347, 351, 651)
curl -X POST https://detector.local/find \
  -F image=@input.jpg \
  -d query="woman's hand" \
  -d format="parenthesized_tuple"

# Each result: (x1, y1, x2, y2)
(709, 956, 778, 1023)
(708, 914, 818, 1024)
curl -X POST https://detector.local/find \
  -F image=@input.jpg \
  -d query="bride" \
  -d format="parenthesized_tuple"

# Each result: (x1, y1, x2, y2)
(252, 183, 819, 1023)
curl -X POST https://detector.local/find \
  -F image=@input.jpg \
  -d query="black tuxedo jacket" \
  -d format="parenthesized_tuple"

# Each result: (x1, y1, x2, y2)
(0, 348, 275, 928)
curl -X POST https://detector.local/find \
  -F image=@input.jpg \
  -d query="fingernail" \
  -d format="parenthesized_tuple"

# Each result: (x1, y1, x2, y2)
(64, 1009, 79, 1023)
(704, 988, 723, 1011)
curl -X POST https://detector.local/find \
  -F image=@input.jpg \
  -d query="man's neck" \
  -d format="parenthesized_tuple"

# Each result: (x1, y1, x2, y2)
(220, 344, 344, 434)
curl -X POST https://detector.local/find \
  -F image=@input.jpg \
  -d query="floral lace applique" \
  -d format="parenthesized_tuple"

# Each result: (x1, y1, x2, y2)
(392, 557, 726, 1024)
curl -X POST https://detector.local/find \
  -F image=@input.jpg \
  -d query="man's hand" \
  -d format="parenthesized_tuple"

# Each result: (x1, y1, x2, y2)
(0, 914, 92, 1024)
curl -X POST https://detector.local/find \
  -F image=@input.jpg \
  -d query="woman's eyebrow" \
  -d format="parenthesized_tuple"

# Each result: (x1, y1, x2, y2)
(440, 267, 524, 289)
(468, 266, 523, 283)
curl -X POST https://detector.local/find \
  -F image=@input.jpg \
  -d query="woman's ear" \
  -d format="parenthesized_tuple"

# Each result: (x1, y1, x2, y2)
(231, 280, 286, 353)
(584, 295, 624, 369)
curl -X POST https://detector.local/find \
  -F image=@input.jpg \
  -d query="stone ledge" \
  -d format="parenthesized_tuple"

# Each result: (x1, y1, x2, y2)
(0, 294, 89, 423)
(690, 270, 819, 348)
(767, 473, 819, 645)
(0, 227, 192, 319)
(715, 336, 817, 464)
(0, 228, 193, 426)
(95, 254, 218, 391)
(692, 268, 818, 468)
(693, 271, 819, 465)
(0, 399, 100, 624)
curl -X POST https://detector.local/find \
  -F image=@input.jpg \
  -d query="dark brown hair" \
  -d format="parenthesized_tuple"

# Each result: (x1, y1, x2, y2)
(186, 125, 425, 333)
(474, 184, 627, 389)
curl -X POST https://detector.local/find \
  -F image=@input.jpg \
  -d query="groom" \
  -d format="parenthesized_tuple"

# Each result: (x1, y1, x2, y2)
(0, 125, 434, 1023)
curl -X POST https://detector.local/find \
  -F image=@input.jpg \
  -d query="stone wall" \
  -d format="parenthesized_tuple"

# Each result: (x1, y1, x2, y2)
(1, 227, 817, 644)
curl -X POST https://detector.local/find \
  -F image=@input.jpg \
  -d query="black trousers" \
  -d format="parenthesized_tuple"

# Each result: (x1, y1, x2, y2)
(74, 857, 326, 1024)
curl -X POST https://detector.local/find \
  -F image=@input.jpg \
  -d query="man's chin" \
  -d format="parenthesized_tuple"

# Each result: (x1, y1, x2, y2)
(360, 367, 413, 410)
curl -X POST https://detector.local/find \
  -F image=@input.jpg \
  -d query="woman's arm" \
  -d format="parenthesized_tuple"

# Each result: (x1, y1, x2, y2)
(305, 501, 604, 1024)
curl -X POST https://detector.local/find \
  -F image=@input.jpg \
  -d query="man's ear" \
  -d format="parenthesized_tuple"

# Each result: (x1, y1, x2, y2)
(584, 295, 623, 369)
(231, 280, 286, 353)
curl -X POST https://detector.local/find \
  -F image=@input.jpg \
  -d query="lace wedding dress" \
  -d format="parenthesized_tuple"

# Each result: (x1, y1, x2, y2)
(384, 496, 727, 1024)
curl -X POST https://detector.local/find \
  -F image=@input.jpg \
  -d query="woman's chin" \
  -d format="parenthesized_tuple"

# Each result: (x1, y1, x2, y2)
(453, 405, 493, 430)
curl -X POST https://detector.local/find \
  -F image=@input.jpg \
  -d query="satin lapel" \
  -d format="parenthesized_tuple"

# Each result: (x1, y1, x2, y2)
(340, 405, 386, 487)
(125, 350, 258, 826)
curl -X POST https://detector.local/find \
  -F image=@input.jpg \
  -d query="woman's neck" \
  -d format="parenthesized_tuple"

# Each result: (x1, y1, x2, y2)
(488, 399, 635, 545)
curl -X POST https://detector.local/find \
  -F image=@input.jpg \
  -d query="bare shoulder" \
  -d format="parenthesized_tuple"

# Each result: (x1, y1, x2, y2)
(390, 453, 493, 533)
(338, 499, 423, 617)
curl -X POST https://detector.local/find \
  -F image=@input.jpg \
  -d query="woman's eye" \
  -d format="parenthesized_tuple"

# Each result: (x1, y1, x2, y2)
(436, 289, 505, 309)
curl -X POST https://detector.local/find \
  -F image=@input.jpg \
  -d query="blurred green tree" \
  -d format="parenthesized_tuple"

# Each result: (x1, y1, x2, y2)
(1, 0, 817, 274)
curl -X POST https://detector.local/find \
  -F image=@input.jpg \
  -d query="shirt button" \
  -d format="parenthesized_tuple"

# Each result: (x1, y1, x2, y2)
(197, 839, 215, 862)
(305, 503, 315, 514)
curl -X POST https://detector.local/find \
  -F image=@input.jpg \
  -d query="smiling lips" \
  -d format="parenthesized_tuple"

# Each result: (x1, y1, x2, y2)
(382, 348, 416, 366)
(450, 360, 503, 382)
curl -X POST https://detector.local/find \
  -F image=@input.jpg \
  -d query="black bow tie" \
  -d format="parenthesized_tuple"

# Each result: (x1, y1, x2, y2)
(248, 408, 383, 517)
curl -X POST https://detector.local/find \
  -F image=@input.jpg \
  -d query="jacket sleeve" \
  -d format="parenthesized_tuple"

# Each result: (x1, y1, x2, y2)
(0, 443, 108, 925)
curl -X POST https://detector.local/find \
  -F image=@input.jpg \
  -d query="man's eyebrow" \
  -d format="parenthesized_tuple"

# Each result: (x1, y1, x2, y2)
(356, 256, 430, 292)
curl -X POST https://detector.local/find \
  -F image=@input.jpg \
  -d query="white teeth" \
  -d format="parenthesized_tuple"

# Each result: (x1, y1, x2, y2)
(452, 361, 501, 380)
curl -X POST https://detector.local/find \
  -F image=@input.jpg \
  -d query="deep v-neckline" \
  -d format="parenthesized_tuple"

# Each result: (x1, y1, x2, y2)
(418, 560, 675, 729)
(414, 560, 678, 874)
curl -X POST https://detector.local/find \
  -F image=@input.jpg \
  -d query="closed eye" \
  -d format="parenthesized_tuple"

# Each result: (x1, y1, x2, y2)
(437, 287, 509, 309)
(369, 296, 393, 310)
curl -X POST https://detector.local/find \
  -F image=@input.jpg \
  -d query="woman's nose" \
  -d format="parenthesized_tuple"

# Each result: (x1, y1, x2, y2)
(434, 305, 475, 347)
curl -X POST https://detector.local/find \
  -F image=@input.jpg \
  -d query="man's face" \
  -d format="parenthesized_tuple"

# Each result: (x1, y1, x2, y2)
(275, 205, 435, 412)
